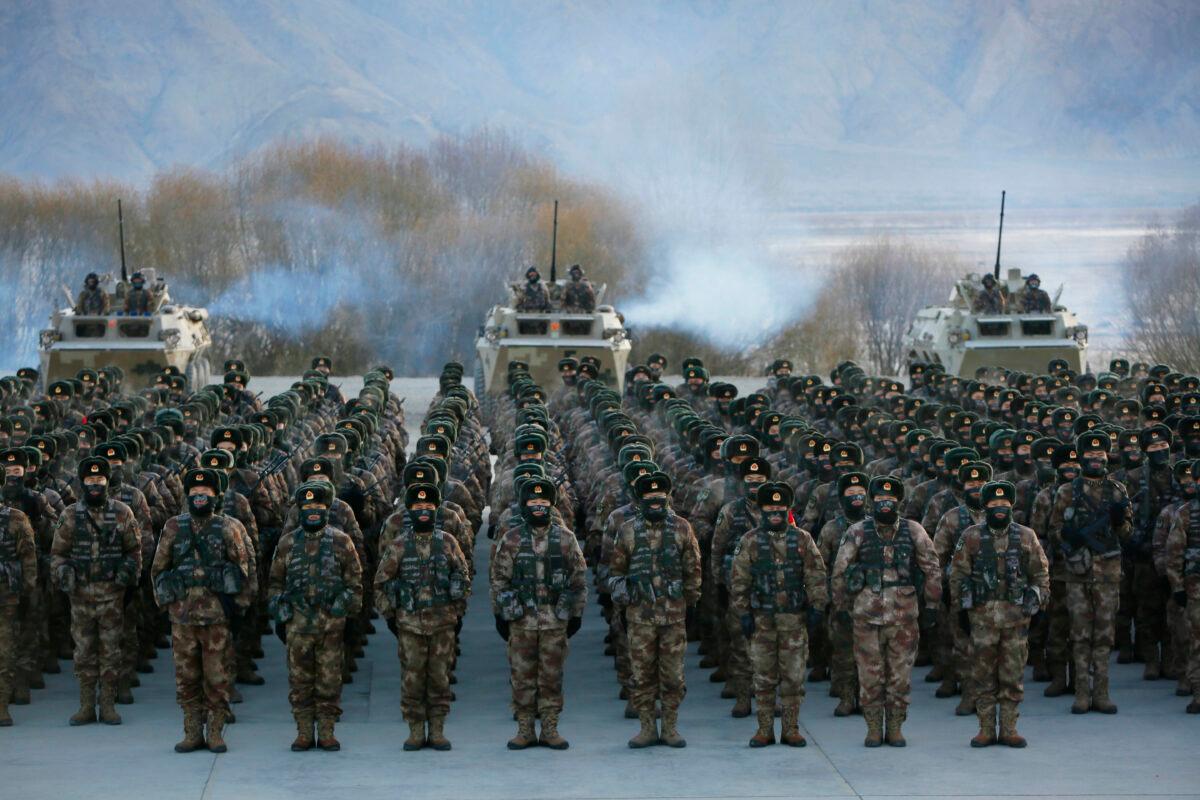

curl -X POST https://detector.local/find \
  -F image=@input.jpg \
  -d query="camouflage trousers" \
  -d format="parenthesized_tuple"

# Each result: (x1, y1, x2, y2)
(172, 622, 232, 715)
(749, 617, 808, 708)
(1116, 555, 1134, 652)
(16, 588, 44, 677)
(397, 627, 455, 722)
(0, 603, 16, 702)
(69, 592, 124, 683)
(507, 625, 568, 717)
(1064, 580, 1119, 682)
(935, 601, 972, 685)
(723, 606, 751, 690)
(970, 617, 1029, 708)
(1184, 581, 1200, 699)
(610, 606, 632, 689)
(830, 611, 858, 701)
(121, 590, 141, 680)
(853, 618, 919, 711)
(1132, 562, 1169, 663)
(1167, 594, 1189, 683)
(1046, 579, 1072, 671)
(287, 622, 346, 720)
(628, 621, 687, 713)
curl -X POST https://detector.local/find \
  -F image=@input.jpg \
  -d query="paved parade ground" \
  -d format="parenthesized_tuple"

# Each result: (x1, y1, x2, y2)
(4, 378, 1198, 800)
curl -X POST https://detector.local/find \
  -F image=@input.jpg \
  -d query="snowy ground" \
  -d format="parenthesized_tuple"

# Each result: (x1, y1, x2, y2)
(3, 375, 1198, 799)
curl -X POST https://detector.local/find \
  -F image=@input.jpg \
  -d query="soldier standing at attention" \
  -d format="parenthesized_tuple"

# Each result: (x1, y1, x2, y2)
(731, 481, 828, 747)
(122, 271, 156, 315)
(1048, 433, 1131, 714)
(1014, 274, 1053, 313)
(1163, 461, 1200, 714)
(152, 468, 254, 753)
(51, 456, 140, 727)
(269, 481, 363, 752)
(560, 264, 597, 313)
(949, 481, 1049, 748)
(515, 267, 552, 312)
(607, 471, 702, 748)
(0, 450, 38, 727)
(490, 477, 588, 750)
(374, 483, 470, 752)
(832, 476, 940, 747)
(75, 273, 111, 315)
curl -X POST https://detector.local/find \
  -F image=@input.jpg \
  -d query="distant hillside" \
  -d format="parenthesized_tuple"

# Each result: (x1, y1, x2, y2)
(1, 1, 1197, 207)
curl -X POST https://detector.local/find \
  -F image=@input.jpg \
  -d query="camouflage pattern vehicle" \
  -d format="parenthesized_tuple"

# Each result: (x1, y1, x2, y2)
(39, 268, 214, 388)
(902, 266, 1088, 377)
(474, 279, 632, 394)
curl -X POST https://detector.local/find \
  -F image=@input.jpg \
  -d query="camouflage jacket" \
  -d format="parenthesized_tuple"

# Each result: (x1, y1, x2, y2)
(730, 524, 828, 629)
(607, 512, 702, 626)
(51, 499, 141, 603)
(0, 506, 38, 605)
(269, 525, 363, 635)
(151, 513, 255, 625)
(949, 522, 1049, 628)
(490, 521, 587, 630)
(831, 518, 941, 626)
(1047, 477, 1132, 584)
(374, 528, 470, 634)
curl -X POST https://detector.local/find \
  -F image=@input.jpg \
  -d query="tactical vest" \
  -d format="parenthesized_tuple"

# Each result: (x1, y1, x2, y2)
(1185, 500, 1200, 578)
(965, 524, 1028, 606)
(383, 530, 462, 613)
(0, 508, 21, 593)
(168, 515, 242, 594)
(749, 527, 807, 614)
(628, 516, 684, 603)
(721, 498, 757, 584)
(848, 518, 918, 594)
(1063, 477, 1121, 558)
(283, 529, 348, 617)
(510, 523, 567, 608)
(70, 502, 126, 584)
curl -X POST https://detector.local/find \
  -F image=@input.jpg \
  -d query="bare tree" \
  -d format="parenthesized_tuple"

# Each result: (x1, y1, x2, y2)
(1123, 203, 1200, 371)
(830, 237, 962, 375)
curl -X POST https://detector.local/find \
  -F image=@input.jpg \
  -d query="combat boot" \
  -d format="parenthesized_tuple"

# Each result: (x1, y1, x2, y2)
(0, 676, 11, 727)
(924, 663, 944, 683)
(884, 708, 907, 747)
(1142, 658, 1161, 681)
(659, 707, 686, 748)
(1091, 671, 1118, 714)
(834, 693, 857, 717)
(998, 703, 1026, 748)
(10, 672, 30, 705)
(27, 668, 44, 690)
(955, 687, 976, 717)
(720, 681, 736, 699)
(1044, 665, 1069, 697)
(290, 713, 314, 751)
(623, 699, 637, 719)
(808, 665, 829, 682)
(98, 682, 122, 725)
(507, 716, 536, 750)
(971, 703, 996, 748)
(69, 680, 97, 725)
(1070, 678, 1091, 714)
(780, 704, 806, 747)
(207, 709, 228, 753)
(316, 717, 340, 751)
(403, 720, 426, 751)
(538, 712, 569, 750)
(698, 653, 718, 669)
(627, 712, 658, 748)
(426, 716, 451, 751)
(1030, 650, 1050, 682)
(749, 708, 775, 747)
(862, 707, 884, 747)
(709, 666, 727, 683)
(116, 676, 134, 705)
(1176, 678, 1192, 697)
(175, 708, 206, 753)
(42, 652, 61, 674)
(236, 665, 265, 686)
(1187, 695, 1200, 714)
(934, 675, 958, 699)
(730, 685, 752, 718)
(1116, 643, 1134, 664)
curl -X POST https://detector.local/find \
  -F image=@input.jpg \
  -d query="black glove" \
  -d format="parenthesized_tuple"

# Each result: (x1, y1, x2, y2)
(123, 585, 138, 607)
(495, 615, 510, 641)
(919, 606, 938, 630)
(274, 621, 287, 644)
(717, 585, 729, 607)
(1108, 501, 1128, 527)
(806, 606, 825, 629)
(455, 617, 463, 635)
(1030, 611, 1044, 630)
(598, 592, 613, 611)
(17, 592, 30, 619)
(566, 616, 582, 638)
(386, 617, 398, 637)
(958, 609, 972, 636)
(685, 605, 697, 631)
(1175, 590, 1188, 608)
(740, 613, 755, 638)
(486, 521, 497, 540)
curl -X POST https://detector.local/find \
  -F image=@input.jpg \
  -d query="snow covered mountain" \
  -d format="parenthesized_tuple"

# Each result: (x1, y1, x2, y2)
(2, 0, 1197, 206)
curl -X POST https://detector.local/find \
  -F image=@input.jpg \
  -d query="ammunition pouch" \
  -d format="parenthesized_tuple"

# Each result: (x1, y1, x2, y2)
(268, 593, 294, 623)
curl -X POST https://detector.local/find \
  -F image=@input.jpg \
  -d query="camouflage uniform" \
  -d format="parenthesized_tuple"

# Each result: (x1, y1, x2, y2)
(710, 494, 761, 710)
(269, 522, 363, 744)
(0, 505, 38, 725)
(832, 516, 940, 740)
(152, 510, 254, 747)
(1047, 476, 1131, 711)
(949, 520, 1049, 743)
(50, 497, 141, 721)
(730, 519, 828, 740)
(1164, 499, 1200, 709)
(374, 524, 470, 738)
(490, 518, 587, 740)
(932, 503, 984, 709)
(819, 514, 859, 711)
(607, 510, 702, 743)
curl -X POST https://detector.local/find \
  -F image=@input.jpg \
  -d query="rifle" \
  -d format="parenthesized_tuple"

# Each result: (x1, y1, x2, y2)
(117, 199, 129, 284)
(549, 200, 559, 283)
(251, 451, 291, 493)
(993, 190, 1005, 281)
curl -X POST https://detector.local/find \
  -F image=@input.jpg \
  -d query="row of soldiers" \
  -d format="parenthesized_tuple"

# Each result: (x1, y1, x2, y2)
(528, 351, 1200, 749)
(0, 356, 427, 752)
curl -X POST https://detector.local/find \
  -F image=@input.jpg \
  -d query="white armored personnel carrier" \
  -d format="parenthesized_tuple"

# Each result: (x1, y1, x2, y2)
(39, 268, 214, 388)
